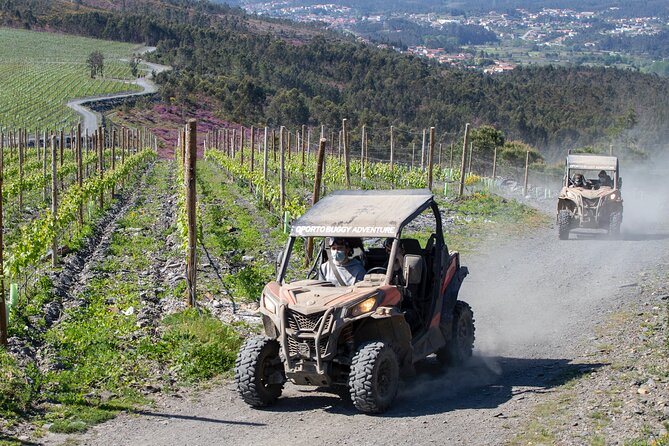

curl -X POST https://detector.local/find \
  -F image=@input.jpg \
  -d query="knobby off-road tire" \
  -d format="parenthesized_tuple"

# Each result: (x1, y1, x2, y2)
(557, 210, 571, 240)
(609, 211, 622, 239)
(437, 300, 475, 366)
(235, 335, 285, 407)
(348, 341, 400, 414)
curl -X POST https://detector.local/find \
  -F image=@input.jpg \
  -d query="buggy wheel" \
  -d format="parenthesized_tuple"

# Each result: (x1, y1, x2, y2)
(557, 210, 571, 240)
(235, 335, 285, 407)
(437, 301, 475, 366)
(609, 211, 622, 239)
(348, 341, 399, 414)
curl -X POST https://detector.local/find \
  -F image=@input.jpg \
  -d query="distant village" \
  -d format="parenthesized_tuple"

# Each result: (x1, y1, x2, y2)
(241, 2, 668, 73)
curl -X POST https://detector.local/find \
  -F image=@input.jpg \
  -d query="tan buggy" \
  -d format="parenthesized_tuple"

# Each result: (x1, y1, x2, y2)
(557, 154, 623, 239)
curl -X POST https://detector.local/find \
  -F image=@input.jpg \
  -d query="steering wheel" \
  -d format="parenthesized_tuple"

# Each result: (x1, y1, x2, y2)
(366, 267, 387, 275)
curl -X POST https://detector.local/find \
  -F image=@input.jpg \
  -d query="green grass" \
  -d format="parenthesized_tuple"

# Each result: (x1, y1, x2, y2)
(197, 159, 279, 302)
(0, 27, 143, 129)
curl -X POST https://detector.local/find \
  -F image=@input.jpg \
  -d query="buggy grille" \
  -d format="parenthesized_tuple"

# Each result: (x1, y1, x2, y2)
(286, 310, 332, 332)
(583, 197, 600, 208)
(287, 336, 328, 358)
(285, 309, 332, 359)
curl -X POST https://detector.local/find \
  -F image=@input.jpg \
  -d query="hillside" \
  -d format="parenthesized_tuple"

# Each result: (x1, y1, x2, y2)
(3, 0, 669, 159)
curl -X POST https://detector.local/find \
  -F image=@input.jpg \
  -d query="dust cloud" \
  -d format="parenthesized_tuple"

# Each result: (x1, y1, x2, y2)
(619, 151, 669, 236)
(400, 149, 669, 403)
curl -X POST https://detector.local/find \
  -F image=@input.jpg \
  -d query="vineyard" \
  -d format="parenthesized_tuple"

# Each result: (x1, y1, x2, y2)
(0, 114, 549, 438)
(0, 28, 144, 129)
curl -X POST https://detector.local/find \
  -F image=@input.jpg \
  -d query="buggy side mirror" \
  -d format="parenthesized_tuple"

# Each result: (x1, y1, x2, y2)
(618, 177, 623, 189)
(403, 255, 423, 285)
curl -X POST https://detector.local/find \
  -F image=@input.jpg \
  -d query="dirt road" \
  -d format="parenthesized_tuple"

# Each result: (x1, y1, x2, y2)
(41, 176, 669, 446)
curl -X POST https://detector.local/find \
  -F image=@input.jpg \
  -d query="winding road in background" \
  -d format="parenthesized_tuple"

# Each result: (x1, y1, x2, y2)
(66, 48, 171, 134)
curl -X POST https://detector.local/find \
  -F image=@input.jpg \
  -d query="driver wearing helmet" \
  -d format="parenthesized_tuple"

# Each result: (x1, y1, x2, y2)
(572, 173, 586, 188)
(319, 237, 366, 286)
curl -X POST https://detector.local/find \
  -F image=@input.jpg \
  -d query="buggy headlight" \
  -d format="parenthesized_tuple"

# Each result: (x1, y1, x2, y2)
(609, 192, 619, 201)
(262, 293, 279, 314)
(347, 295, 379, 318)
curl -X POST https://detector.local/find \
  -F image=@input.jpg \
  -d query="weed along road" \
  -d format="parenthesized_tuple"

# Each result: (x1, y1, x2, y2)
(41, 182, 669, 446)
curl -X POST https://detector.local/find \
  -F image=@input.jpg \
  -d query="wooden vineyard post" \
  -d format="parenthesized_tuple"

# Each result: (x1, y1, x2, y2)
(337, 131, 341, 161)
(250, 125, 255, 173)
(306, 137, 327, 266)
(458, 123, 470, 198)
(467, 142, 473, 176)
(360, 125, 365, 179)
(77, 124, 83, 224)
(180, 128, 186, 167)
(240, 125, 245, 167)
(428, 127, 435, 191)
(84, 129, 89, 178)
(59, 130, 65, 190)
(122, 127, 127, 165)
(0, 130, 6, 347)
(43, 130, 47, 167)
(122, 128, 127, 167)
(342, 118, 350, 189)
(390, 125, 395, 173)
(51, 136, 58, 267)
(263, 127, 268, 201)
(449, 143, 454, 171)
(226, 128, 231, 156)
(272, 129, 276, 163)
(364, 127, 368, 166)
(231, 129, 237, 159)
(301, 125, 306, 186)
(280, 126, 286, 212)
(523, 150, 530, 196)
(43, 131, 48, 202)
(307, 128, 312, 161)
(18, 130, 23, 210)
(185, 119, 197, 307)
(36, 129, 41, 162)
(421, 128, 426, 171)
(111, 129, 116, 199)
(322, 127, 329, 197)
(98, 127, 104, 209)
(492, 147, 498, 182)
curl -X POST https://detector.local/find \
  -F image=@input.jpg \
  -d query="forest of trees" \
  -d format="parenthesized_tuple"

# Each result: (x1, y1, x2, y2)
(3, 0, 669, 159)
